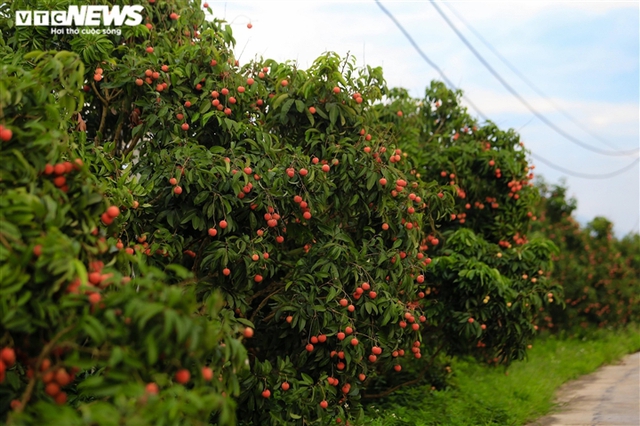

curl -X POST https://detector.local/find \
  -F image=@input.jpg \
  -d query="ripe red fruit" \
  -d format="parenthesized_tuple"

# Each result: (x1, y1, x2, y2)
(247, 22, 253, 29)
(337, 332, 346, 340)
(369, 291, 377, 299)
(53, 178, 67, 191)
(244, 328, 254, 338)
(371, 346, 382, 355)
(286, 315, 293, 323)
(397, 110, 403, 117)
(208, 228, 217, 237)
(106, 206, 120, 218)
(318, 334, 327, 343)
(173, 186, 182, 195)
(135, 78, 143, 86)
(379, 178, 387, 186)
(1, 348, 16, 366)
(345, 326, 353, 334)
(175, 369, 190, 384)
(54, 392, 67, 405)
(281, 80, 288, 87)
(361, 282, 371, 290)
(55, 369, 71, 386)
(368, 354, 377, 362)
(146, 46, 154, 53)
(320, 400, 328, 409)
(339, 298, 348, 307)
(416, 275, 425, 283)
(222, 268, 231, 276)
(468, 318, 475, 323)
(276, 236, 284, 243)
(332, 86, 340, 94)
(145, 383, 159, 395)
(88, 293, 101, 305)
(281, 382, 290, 391)
(219, 220, 228, 229)
(170, 12, 178, 20)
(45, 382, 61, 396)
(303, 211, 311, 220)
(350, 338, 358, 346)
(382, 223, 389, 230)
(33, 245, 42, 257)
(184, 101, 192, 108)
(161, 65, 169, 72)
(53, 163, 65, 175)
(306, 343, 314, 352)
(254, 274, 263, 282)
(181, 123, 189, 131)
(322, 164, 330, 172)
(299, 168, 308, 176)
(308, 106, 316, 114)
(262, 389, 271, 398)
(394, 364, 402, 372)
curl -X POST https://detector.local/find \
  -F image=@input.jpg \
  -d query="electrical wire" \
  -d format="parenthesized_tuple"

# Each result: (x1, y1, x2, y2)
(441, 2, 623, 151)
(373, 0, 490, 122)
(427, 0, 639, 158)
(530, 153, 639, 179)
(374, 0, 640, 180)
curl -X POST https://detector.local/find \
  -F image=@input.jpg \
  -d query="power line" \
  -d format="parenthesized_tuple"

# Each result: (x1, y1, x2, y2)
(441, 2, 622, 151)
(373, 0, 640, 180)
(373, 0, 489, 122)
(427, 0, 639, 158)
(530, 153, 639, 179)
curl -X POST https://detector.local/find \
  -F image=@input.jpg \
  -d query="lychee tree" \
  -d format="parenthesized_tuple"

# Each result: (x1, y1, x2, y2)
(371, 83, 561, 369)
(2, 0, 562, 424)
(0, 29, 246, 426)
(531, 180, 640, 331)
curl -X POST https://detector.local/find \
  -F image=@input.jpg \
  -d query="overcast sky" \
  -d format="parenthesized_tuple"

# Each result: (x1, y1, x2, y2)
(207, 1, 639, 238)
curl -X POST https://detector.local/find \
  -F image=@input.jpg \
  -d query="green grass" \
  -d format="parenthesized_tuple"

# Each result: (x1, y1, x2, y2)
(364, 326, 640, 426)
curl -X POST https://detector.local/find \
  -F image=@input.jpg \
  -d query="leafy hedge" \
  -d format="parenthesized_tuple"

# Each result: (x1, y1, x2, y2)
(532, 180, 640, 332)
(1, 1, 562, 424)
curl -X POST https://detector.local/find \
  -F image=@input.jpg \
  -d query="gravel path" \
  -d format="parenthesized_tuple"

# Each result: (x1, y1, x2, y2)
(529, 351, 639, 426)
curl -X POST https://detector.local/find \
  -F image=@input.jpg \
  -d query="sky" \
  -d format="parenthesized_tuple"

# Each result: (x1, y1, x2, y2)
(206, 1, 639, 238)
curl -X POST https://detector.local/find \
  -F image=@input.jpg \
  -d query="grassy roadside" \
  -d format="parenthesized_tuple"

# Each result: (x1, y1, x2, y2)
(364, 326, 640, 426)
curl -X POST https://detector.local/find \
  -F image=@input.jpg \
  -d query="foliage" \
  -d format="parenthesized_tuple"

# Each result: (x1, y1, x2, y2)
(0, 13, 246, 426)
(1, 0, 561, 424)
(531, 179, 640, 331)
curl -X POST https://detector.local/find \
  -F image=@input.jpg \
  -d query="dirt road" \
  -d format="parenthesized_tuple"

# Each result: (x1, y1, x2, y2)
(530, 351, 639, 426)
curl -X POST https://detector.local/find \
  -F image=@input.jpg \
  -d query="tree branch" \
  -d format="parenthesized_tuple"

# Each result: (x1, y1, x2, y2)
(362, 342, 445, 400)
(249, 288, 283, 324)
(16, 325, 75, 412)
